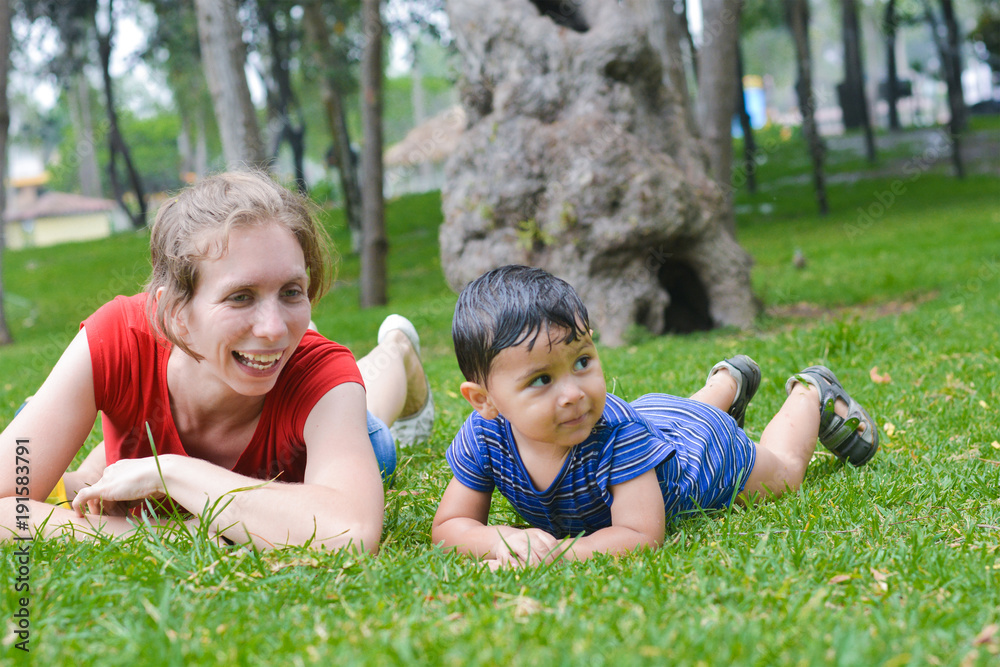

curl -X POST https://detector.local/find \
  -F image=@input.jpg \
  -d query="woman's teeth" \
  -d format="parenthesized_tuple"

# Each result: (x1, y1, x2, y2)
(234, 351, 281, 370)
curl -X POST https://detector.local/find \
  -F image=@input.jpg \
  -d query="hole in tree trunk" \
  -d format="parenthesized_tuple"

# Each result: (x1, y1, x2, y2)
(658, 259, 713, 334)
(529, 0, 589, 32)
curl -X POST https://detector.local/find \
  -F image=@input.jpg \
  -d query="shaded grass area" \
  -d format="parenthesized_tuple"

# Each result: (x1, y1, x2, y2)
(2, 123, 999, 664)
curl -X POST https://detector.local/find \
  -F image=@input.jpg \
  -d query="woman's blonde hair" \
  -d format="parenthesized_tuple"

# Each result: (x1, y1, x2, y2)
(145, 171, 334, 359)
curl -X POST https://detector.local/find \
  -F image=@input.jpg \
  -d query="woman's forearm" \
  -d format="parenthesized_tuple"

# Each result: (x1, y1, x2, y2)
(158, 455, 383, 551)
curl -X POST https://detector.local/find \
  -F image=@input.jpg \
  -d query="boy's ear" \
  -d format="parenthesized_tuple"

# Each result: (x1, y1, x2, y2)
(460, 381, 499, 420)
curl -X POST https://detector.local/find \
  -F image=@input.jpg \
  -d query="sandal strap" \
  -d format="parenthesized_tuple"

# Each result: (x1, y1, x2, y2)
(709, 355, 760, 428)
(787, 366, 879, 466)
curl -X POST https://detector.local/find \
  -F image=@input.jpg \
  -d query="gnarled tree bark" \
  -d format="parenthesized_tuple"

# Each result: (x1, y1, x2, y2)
(441, 0, 758, 345)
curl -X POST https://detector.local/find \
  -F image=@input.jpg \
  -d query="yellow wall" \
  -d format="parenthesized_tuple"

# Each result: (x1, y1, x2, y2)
(5, 213, 112, 250)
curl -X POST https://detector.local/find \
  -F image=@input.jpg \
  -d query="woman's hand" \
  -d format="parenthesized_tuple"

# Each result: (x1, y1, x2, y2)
(72, 456, 172, 517)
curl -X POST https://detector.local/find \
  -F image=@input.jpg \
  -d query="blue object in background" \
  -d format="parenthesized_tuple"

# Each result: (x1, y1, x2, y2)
(733, 76, 767, 138)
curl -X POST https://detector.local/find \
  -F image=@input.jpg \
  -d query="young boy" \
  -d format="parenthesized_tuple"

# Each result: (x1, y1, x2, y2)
(432, 265, 879, 567)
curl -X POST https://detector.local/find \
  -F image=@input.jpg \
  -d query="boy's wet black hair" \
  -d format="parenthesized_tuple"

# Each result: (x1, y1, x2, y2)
(453, 265, 591, 385)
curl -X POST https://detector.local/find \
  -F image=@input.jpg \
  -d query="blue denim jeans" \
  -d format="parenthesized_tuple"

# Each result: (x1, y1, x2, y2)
(366, 410, 397, 483)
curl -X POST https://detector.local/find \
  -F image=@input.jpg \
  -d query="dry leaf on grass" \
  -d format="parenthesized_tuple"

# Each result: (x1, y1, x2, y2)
(870, 366, 892, 384)
(973, 623, 999, 647)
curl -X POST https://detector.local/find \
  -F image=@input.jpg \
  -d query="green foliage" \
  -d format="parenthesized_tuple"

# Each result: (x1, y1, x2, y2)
(971, 4, 1000, 64)
(515, 218, 556, 251)
(2, 134, 1000, 664)
(46, 104, 187, 197)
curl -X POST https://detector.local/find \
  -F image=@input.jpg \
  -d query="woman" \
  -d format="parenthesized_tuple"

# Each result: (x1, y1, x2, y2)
(0, 171, 433, 552)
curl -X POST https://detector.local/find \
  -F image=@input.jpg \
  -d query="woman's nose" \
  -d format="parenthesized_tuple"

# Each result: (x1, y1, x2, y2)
(253, 299, 288, 339)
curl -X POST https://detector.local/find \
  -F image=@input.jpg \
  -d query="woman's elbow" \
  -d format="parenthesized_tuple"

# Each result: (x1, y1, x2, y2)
(310, 515, 383, 554)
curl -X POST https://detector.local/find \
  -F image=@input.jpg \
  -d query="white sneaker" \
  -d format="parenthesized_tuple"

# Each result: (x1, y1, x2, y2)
(377, 314, 434, 447)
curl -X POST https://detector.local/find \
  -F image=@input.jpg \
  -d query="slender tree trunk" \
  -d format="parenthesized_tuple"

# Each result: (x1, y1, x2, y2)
(69, 73, 102, 197)
(410, 42, 433, 189)
(735, 40, 757, 194)
(680, 0, 698, 84)
(884, 0, 902, 131)
(95, 2, 148, 229)
(922, 0, 965, 177)
(195, 0, 266, 169)
(842, 0, 877, 162)
(785, 0, 828, 215)
(360, 0, 387, 307)
(262, 2, 307, 193)
(0, 0, 12, 344)
(696, 0, 742, 237)
(194, 109, 208, 179)
(303, 0, 363, 250)
(940, 0, 966, 177)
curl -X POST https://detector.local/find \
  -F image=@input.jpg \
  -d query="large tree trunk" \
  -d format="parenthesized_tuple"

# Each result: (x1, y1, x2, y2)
(785, 0, 828, 216)
(841, 0, 877, 162)
(884, 0, 902, 131)
(195, 0, 266, 169)
(0, 0, 12, 344)
(303, 0, 363, 251)
(696, 0, 742, 237)
(441, 0, 758, 345)
(95, 1, 148, 229)
(360, 0, 387, 307)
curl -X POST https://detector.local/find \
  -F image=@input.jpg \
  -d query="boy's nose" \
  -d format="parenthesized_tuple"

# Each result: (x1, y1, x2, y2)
(558, 379, 586, 405)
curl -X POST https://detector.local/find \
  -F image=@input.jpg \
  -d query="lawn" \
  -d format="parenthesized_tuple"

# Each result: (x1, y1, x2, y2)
(1, 121, 999, 665)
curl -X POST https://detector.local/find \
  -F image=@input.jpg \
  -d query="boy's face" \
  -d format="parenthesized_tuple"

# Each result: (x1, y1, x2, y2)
(463, 326, 607, 453)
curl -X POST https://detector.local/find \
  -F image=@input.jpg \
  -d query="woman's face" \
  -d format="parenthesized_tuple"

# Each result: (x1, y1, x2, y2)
(176, 223, 312, 397)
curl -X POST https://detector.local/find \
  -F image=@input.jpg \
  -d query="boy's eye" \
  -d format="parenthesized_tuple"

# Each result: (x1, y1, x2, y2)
(529, 374, 551, 387)
(574, 356, 590, 371)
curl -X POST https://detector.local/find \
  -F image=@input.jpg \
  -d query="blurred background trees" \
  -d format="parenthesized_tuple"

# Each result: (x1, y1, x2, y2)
(1, 0, 996, 319)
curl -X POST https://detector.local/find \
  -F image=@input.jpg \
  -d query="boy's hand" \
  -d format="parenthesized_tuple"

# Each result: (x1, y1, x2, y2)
(490, 528, 561, 568)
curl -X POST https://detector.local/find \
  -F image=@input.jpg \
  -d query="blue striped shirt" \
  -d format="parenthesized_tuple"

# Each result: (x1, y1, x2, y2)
(445, 393, 677, 537)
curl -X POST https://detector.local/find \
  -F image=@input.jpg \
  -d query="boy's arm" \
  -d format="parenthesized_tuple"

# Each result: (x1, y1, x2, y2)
(432, 477, 559, 563)
(555, 469, 665, 561)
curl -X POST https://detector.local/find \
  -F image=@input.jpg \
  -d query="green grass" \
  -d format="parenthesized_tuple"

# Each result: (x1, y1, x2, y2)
(2, 123, 1000, 665)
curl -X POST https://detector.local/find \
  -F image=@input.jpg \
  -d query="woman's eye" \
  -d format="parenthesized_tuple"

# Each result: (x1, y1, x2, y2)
(574, 357, 590, 371)
(282, 287, 305, 298)
(529, 374, 551, 388)
(230, 294, 251, 303)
